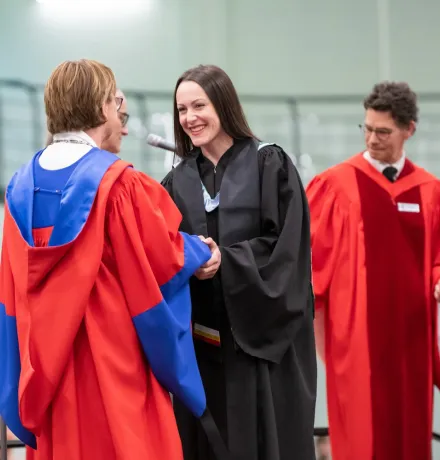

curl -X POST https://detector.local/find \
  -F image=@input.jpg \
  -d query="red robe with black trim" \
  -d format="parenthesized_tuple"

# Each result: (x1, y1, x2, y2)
(0, 149, 211, 460)
(306, 153, 440, 460)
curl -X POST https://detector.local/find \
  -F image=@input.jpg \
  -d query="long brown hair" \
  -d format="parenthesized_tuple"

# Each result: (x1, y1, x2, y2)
(173, 65, 256, 158)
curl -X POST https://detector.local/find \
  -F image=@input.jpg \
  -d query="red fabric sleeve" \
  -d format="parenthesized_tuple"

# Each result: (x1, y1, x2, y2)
(306, 175, 348, 312)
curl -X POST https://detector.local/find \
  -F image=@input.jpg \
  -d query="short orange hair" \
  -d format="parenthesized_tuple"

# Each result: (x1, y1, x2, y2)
(45, 59, 116, 134)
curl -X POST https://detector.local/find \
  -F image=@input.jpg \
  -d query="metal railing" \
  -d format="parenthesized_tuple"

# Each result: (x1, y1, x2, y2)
(3, 79, 440, 191)
(0, 79, 302, 189)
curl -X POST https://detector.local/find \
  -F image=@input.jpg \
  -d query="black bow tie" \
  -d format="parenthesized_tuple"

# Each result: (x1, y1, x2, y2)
(383, 166, 398, 182)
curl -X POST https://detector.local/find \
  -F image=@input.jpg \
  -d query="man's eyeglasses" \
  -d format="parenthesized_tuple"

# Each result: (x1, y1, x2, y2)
(118, 112, 130, 128)
(115, 96, 123, 112)
(359, 124, 393, 142)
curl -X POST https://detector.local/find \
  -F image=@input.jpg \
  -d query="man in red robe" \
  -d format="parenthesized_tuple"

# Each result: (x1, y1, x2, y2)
(0, 59, 221, 460)
(306, 81, 440, 460)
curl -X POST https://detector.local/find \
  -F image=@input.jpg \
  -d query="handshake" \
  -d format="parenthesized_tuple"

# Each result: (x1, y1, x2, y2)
(434, 280, 440, 301)
(196, 235, 221, 280)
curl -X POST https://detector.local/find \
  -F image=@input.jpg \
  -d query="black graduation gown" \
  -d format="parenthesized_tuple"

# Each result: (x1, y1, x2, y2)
(161, 138, 317, 460)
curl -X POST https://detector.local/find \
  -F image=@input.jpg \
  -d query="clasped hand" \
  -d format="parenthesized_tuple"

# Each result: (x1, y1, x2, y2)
(196, 235, 221, 280)
(434, 279, 440, 301)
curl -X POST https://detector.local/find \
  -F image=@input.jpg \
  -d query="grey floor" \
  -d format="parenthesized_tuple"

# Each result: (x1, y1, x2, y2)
(5, 450, 25, 460)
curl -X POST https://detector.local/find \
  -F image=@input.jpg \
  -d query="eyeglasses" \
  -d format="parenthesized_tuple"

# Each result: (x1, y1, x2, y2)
(115, 96, 123, 112)
(118, 112, 130, 128)
(359, 124, 393, 142)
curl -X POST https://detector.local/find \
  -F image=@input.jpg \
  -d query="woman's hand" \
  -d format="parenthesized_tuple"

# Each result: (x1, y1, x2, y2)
(196, 236, 221, 280)
(434, 279, 440, 301)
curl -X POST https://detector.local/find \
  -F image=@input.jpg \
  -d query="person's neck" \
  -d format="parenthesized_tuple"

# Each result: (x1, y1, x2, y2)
(368, 148, 404, 165)
(384, 150, 404, 164)
(84, 127, 105, 149)
(201, 135, 234, 166)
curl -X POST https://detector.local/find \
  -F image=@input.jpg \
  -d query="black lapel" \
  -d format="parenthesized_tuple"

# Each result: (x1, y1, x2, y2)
(219, 139, 261, 246)
(172, 157, 208, 237)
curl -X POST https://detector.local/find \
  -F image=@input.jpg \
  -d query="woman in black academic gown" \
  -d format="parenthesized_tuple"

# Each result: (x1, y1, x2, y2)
(161, 64, 317, 460)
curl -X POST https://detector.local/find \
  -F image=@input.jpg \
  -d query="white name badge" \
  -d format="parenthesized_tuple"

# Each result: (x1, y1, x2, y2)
(397, 202, 420, 213)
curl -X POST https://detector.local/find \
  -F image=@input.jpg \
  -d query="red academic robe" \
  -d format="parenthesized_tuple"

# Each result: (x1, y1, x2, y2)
(0, 148, 211, 459)
(306, 152, 440, 460)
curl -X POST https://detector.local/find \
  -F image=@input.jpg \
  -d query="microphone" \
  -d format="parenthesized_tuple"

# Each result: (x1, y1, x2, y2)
(147, 134, 176, 153)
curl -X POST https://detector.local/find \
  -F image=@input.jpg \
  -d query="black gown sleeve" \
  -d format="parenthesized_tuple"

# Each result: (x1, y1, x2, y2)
(160, 170, 174, 199)
(220, 145, 314, 364)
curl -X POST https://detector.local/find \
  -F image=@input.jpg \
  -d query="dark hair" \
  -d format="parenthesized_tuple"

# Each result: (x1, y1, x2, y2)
(363, 81, 418, 128)
(173, 64, 256, 157)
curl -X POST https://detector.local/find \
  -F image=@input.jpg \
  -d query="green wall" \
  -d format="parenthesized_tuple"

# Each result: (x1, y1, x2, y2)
(1, 0, 439, 453)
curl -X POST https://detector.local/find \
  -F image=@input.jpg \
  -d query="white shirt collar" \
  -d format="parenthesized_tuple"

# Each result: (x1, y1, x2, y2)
(363, 150, 406, 179)
(52, 130, 98, 147)
(40, 131, 97, 170)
